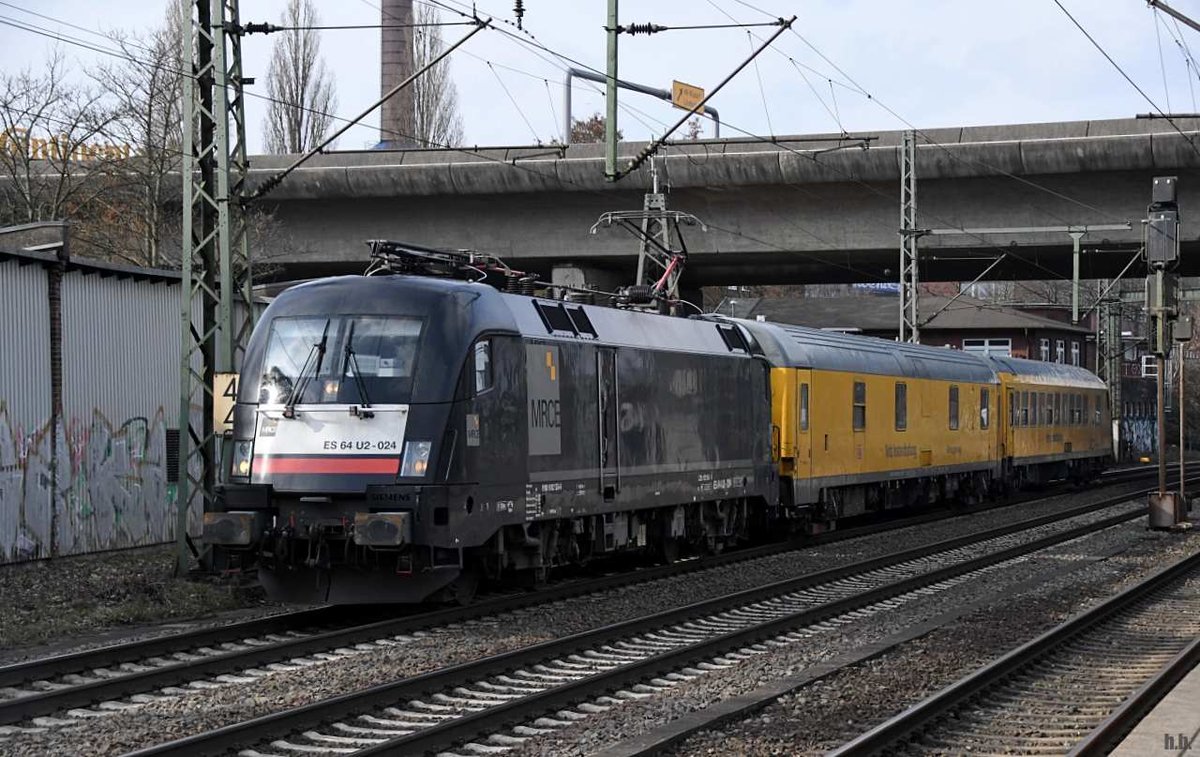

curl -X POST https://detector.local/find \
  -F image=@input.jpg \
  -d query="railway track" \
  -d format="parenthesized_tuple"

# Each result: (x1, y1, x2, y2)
(121, 487, 1162, 756)
(829, 545, 1200, 756)
(0, 469, 1178, 738)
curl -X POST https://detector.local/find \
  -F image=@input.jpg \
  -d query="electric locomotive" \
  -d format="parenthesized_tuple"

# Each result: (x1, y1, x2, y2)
(204, 248, 776, 603)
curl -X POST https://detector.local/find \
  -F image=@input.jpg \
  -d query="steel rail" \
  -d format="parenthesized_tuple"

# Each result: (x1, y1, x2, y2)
(0, 605, 342, 690)
(828, 548, 1200, 756)
(0, 468, 1171, 727)
(1068, 632, 1200, 755)
(127, 488, 1159, 756)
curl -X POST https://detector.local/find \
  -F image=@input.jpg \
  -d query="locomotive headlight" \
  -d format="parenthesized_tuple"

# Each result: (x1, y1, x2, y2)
(400, 440, 432, 477)
(230, 440, 254, 479)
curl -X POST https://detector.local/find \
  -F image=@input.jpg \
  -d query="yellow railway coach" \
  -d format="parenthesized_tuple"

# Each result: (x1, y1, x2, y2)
(740, 322, 1002, 524)
(987, 356, 1111, 486)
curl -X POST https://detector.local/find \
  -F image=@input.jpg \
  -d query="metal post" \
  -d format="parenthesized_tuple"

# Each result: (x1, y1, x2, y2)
(604, 0, 619, 179)
(899, 130, 920, 343)
(177, 0, 252, 575)
(1180, 356, 1187, 508)
(1158, 355, 1168, 496)
(1070, 230, 1084, 324)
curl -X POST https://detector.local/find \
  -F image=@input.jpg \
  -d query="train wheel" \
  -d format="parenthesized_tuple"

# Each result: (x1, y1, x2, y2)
(444, 567, 481, 606)
(659, 536, 681, 564)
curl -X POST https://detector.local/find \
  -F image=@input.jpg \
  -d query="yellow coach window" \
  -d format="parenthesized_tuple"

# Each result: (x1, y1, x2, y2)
(980, 387, 990, 429)
(853, 381, 866, 431)
(949, 385, 960, 431)
(895, 382, 907, 431)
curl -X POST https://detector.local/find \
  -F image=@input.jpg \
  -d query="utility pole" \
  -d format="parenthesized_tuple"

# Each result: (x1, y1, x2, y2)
(177, 0, 254, 574)
(604, 0, 619, 180)
(1144, 175, 1183, 528)
(899, 130, 921, 343)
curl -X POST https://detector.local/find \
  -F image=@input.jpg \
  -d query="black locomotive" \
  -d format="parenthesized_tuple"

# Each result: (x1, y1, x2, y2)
(207, 270, 775, 603)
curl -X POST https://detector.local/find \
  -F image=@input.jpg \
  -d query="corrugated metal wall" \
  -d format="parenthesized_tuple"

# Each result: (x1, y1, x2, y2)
(0, 259, 187, 563)
(58, 272, 181, 557)
(0, 258, 53, 561)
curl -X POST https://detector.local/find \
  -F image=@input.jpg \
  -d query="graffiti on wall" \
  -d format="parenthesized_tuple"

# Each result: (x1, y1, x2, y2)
(0, 402, 180, 564)
(1121, 417, 1157, 458)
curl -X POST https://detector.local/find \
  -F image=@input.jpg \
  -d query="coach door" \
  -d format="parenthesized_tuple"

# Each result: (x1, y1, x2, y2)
(794, 370, 812, 480)
(598, 348, 619, 500)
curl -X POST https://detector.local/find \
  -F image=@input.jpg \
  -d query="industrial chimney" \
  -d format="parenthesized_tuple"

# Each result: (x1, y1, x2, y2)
(380, 0, 415, 147)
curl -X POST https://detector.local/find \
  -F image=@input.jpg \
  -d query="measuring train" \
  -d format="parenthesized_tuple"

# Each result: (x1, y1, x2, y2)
(204, 248, 1112, 603)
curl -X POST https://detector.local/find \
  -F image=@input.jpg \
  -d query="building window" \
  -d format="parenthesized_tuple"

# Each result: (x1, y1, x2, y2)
(895, 382, 907, 431)
(1142, 355, 1158, 378)
(1056, 339, 1065, 364)
(980, 387, 990, 429)
(853, 381, 866, 431)
(1071, 341, 1080, 366)
(1040, 338, 1050, 361)
(949, 385, 960, 430)
(800, 383, 809, 431)
(962, 338, 1012, 357)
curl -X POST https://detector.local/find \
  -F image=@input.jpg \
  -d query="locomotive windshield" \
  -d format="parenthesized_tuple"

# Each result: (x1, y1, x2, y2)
(257, 315, 423, 405)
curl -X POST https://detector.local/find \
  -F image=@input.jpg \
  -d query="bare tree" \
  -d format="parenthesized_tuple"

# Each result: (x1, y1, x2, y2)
(0, 50, 123, 239)
(89, 3, 184, 267)
(411, 3, 463, 147)
(263, 0, 337, 154)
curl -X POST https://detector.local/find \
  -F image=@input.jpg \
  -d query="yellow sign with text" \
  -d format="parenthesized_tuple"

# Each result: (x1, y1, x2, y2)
(213, 372, 238, 433)
(671, 80, 705, 115)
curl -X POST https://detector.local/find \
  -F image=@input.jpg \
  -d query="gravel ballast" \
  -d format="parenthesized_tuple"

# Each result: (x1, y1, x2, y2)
(0, 485, 1188, 756)
(0, 544, 284, 664)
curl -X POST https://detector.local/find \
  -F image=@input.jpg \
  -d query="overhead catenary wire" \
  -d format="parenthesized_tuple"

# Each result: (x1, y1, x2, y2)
(1154, 8, 1174, 113)
(486, 61, 542, 143)
(747, 30, 775, 136)
(700, 0, 1132, 226)
(1052, 0, 1200, 160)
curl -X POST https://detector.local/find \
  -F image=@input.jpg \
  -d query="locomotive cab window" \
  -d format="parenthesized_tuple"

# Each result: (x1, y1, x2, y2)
(980, 387, 990, 429)
(895, 382, 907, 431)
(473, 339, 492, 394)
(257, 315, 423, 406)
(948, 385, 960, 430)
(852, 381, 866, 431)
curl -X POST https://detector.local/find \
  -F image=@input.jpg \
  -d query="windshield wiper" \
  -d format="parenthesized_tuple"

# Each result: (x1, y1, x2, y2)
(283, 319, 330, 418)
(340, 321, 374, 418)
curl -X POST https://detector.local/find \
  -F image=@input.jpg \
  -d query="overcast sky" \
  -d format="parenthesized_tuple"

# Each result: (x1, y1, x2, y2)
(1, 0, 1198, 154)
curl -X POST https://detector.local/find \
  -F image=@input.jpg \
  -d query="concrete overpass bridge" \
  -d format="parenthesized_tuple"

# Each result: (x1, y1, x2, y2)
(247, 117, 1200, 291)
